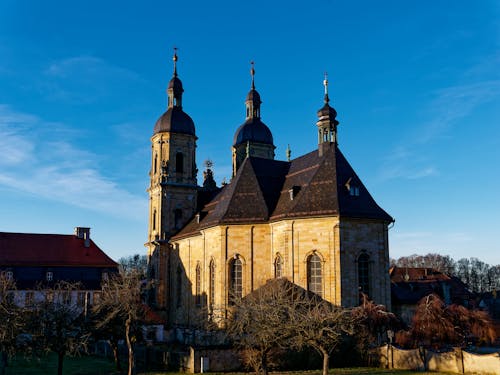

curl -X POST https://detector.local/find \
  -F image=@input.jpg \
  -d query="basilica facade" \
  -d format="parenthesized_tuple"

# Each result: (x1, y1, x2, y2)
(146, 53, 393, 327)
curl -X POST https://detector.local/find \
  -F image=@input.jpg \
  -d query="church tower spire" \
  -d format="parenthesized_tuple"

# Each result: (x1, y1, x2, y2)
(167, 48, 184, 109)
(316, 72, 339, 156)
(147, 49, 198, 312)
(232, 61, 275, 177)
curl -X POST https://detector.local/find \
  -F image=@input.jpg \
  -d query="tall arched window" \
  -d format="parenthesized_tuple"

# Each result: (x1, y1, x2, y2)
(229, 257, 242, 304)
(152, 209, 157, 231)
(195, 262, 201, 306)
(154, 154, 158, 174)
(274, 254, 283, 278)
(176, 266, 182, 308)
(174, 209, 182, 229)
(176, 152, 184, 173)
(307, 253, 322, 296)
(358, 252, 370, 297)
(209, 260, 215, 311)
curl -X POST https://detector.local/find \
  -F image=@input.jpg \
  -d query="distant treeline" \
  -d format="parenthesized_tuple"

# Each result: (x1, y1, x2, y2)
(391, 253, 500, 294)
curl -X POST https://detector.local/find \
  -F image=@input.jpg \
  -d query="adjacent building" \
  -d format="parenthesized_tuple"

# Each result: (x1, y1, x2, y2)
(0, 227, 118, 309)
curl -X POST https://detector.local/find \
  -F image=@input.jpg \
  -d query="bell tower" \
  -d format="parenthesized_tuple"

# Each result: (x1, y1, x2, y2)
(147, 50, 198, 309)
(316, 73, 339, 156)
(232, 62, 275, 177)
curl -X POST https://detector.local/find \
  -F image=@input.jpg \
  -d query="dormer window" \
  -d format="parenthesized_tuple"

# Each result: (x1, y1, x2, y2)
(46, 271, 53, 282)
(345, 177, 360, 196)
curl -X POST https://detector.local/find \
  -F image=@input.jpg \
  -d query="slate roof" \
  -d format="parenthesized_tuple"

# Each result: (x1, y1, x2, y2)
(390, 266, 474, 305)
(0, 232, 118, 267)
(172, 143, 393, 240)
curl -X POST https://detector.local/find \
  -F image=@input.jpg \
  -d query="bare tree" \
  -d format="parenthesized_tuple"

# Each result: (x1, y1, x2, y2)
(93, 269, 145, 375)
(119, 254, 148, 278)
(28, 281, 89, 375)
(290, 295, 355, 375)
(0, 274, 23, 375)
(352, 294, 399, 362)
(226, 279, 298, 375)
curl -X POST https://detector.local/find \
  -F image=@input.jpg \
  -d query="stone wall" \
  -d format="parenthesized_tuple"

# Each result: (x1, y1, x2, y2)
(378, 345, 500, 375)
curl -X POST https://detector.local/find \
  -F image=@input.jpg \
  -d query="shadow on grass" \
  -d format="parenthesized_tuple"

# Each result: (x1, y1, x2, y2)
(5, 353, 118, 375)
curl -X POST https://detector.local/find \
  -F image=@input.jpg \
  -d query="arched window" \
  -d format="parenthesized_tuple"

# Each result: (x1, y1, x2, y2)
(195, 262, 201, 306)
(209, 260, 215, 311)
(307, 253, 322, 296)
(274, 254, 283, 278)
(152, 209, 157, 231)
(154, 154, 158, 174)
(174, 209, 182, 229)
(358, 253, 370, 297)
(176, 266, 182, 308)
(176, 152, 184, 173)
(229, 257, 242, 304)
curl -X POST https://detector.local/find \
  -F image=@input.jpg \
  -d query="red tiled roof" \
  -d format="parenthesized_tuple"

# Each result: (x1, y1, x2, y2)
(0, 231, 118, 267)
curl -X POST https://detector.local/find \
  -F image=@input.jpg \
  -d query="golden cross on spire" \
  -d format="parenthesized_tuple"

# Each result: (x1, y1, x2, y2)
(323, 72, 330, 103)
(173, 46, 178, 76)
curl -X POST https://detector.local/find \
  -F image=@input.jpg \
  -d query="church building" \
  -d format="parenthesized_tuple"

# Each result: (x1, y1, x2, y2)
(146, 52, 393, 327)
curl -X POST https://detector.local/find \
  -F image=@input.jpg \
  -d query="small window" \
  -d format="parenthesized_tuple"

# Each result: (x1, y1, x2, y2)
(174, 209, 182, 229)
(358, 253, 370, 298)
(93, 291, 101, 305)
(25, 291, 34, 306)
(195, 262, 201, 306)
(274, 255, 283, 278)
(209, 260, 216, 311)
(350, 186, 360, 196)
(46, 291, 54, 303)
(5, 271, 13, 281)
(176, 266, 182, 308)
(46, 271, 53, 282)
(77, 292, 86, 307)
(176, 152, 184, 173)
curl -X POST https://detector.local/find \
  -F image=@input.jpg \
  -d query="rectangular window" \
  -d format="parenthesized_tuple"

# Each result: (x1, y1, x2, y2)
(25, 291, 34, 306)
(93, 291, 101, 305)
(46, 271, 53, 281)
(77, 292, 86, 307)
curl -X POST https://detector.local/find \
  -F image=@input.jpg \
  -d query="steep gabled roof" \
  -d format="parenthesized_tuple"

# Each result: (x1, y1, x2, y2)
(0, 232, 118, 267)
(172, 144, 393, 241)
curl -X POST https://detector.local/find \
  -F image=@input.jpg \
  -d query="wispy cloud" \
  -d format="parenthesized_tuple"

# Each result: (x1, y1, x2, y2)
(39, 55, 143, 103)
(378, 77, 500, 181)
(0, 105, 145, 220)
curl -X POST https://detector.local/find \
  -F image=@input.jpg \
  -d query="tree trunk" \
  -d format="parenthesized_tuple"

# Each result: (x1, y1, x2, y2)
(261, 350, 268, 375)
(125, 317, 134, 375)
(109, 339, 121, 371)
(321, 348, 329, 375)
(57, 351, 64, 375)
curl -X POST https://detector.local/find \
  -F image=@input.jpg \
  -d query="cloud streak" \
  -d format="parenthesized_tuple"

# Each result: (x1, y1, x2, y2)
(378, 77, 500, 182)
(0, 105, 145, 220)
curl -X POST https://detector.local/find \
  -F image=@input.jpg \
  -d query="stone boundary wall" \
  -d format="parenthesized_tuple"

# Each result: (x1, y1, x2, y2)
(185, 346, 242, 373)
(377, 344, 500, 375)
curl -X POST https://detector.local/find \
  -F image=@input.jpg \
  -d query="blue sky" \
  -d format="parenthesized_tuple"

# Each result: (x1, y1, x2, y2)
(1, 1, 499, 264)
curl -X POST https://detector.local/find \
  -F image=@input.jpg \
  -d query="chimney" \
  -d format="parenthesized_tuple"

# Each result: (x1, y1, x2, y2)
(74, 227, 91, 248)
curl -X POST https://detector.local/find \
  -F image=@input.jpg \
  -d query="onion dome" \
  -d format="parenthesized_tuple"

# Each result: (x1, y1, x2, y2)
(233, 62, 274, 147)
(153, 49, 195, 136)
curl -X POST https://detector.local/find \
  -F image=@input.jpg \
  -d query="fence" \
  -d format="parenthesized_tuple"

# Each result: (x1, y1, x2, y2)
(378, 344, 500, 374)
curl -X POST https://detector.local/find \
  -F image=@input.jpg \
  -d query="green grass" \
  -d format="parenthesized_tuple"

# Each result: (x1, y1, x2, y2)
(5, 353, 118, 375)
(138, 370, 453, 375)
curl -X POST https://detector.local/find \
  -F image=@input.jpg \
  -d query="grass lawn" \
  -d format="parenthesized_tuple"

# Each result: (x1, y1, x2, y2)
(4, 353, 118, 375)
(138, 370, 453, 375)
